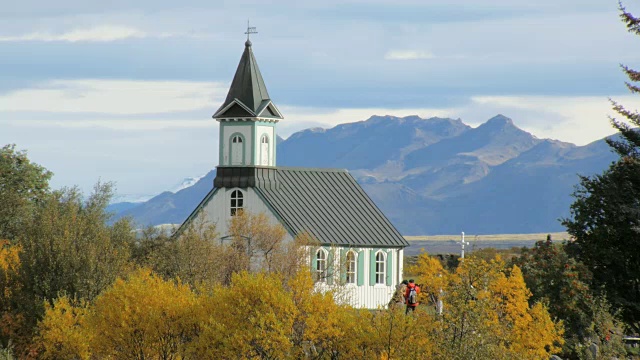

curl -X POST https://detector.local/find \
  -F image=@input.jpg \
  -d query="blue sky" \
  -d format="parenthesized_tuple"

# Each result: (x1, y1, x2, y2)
(1, 0, 640, 199)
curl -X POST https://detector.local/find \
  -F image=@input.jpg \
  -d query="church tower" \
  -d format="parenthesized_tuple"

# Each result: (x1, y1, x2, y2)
(213, 37, 283, 167)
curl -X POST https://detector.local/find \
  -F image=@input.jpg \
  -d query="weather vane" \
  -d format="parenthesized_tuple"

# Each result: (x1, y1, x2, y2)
(245, 20, 257, 41)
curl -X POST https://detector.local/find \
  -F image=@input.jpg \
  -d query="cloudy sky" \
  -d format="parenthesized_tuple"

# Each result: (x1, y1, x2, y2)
(1, 0, 640, 199)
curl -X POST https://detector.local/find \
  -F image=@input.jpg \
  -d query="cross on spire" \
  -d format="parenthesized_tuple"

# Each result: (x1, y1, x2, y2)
(245, 20, 257, 41)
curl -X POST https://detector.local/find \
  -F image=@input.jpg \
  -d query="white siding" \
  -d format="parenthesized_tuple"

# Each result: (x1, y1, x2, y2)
(312, 247, 403, 309)
(199, 187, 292, 241)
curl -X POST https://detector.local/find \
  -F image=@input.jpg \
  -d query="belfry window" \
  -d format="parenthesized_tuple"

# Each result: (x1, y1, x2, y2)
(231, 134, 244, 165)
(260, 135, 269, 166)
(230, 190, 244, 216)
(375, 251, 385, 285)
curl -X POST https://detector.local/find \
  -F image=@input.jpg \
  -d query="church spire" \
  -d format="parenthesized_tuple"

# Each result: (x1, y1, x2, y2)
(215, 25, 282, 168)
(213, 27, 283, 120)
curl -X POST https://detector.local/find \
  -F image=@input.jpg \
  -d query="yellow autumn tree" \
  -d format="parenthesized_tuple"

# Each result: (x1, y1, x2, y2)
(187, 271, 297, 359)
(363, 307, 436, 360)
(286, 268, 366, 359)
(407, 252, 447, 312)
(86, 268, 198, 360)
(0, 240, 23, 349)
(0, 240, 20, 300)
(35, 296, 90, 360)
(489, 265, 564, 359)
(411, 254, 564, 360)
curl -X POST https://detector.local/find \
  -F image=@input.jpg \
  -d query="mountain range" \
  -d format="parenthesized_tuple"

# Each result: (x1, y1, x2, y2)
(109, 114, 618, 235)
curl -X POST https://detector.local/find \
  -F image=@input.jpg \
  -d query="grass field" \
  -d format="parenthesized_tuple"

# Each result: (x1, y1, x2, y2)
(404, 232, 570, 242)
(403, 232, 570, 256)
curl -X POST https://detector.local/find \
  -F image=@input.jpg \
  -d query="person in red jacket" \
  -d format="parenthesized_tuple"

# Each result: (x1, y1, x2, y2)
(404, 279, 420, 314)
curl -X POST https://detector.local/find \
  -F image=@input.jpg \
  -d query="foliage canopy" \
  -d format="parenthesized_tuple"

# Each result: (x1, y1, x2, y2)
(562, 4, 640, 329)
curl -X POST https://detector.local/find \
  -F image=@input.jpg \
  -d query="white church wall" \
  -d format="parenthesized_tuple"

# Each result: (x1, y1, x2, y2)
(199, 187, 292, 241)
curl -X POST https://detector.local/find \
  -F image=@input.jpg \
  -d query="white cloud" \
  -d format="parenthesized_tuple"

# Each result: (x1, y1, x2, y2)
(0, 79, 227, 114)
(2, 79, 637, 147)
(0, 25, 151, 42)
(2, 118, 216, 131)
(384, 50, 435, 60)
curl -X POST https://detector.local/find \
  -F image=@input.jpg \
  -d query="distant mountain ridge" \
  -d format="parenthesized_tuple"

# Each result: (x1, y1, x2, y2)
(111, 114, 618, 234)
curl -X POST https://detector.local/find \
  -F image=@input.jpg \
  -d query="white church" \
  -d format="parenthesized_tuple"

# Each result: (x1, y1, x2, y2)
(177, 35, 409, 309)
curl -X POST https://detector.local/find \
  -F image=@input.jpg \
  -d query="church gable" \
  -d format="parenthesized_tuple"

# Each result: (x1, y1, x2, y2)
(216, 102, 255, 118)
(174, 185, 292, 241)
(255, 101, 283, 119)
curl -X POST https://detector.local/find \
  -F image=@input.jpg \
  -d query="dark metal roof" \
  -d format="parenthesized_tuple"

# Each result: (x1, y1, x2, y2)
(220, 166, 408, 247)
(178, 166, 408, 248)
(213, 41, 283, 119)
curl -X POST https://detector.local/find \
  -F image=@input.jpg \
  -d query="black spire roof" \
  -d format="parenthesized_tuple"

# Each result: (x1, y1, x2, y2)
(213, 40, 283, 120)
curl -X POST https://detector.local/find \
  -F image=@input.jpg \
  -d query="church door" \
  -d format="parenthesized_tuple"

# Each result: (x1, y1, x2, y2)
(260, 135, 269, 165)
(231, 135, 244, 165)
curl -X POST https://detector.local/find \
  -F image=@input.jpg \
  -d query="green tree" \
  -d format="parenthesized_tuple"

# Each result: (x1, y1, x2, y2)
(0, 144, 52, 241)
(510, 237, 628, 358)
(17, 182, 134, 330)
(562, 4, 640, 329)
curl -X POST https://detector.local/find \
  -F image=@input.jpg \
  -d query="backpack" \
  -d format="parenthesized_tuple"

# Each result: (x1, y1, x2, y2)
(408, 287, 418, 305)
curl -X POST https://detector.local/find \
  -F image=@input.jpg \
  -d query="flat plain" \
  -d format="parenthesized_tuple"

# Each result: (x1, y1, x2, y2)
(403, 232, 569, 256)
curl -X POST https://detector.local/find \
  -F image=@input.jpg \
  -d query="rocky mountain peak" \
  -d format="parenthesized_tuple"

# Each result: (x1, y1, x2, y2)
(478, 114, 517, 130)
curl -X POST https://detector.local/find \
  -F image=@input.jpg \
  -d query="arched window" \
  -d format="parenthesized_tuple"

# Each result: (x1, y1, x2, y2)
(260, 134, 269, 166)
(346, 251, 356, 284)
(315, 249, 327, 283)
(230, 134, 244, 165)
(375, 251, 385, 285)
(230, 190, 243, 216)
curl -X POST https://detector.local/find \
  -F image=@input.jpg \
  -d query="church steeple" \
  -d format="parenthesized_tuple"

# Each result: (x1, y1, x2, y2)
(214, 31, 282, 168)
(213, 40, 283, 120)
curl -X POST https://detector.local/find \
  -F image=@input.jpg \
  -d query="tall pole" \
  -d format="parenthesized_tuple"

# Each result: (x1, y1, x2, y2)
(458, 231, 469, 259)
